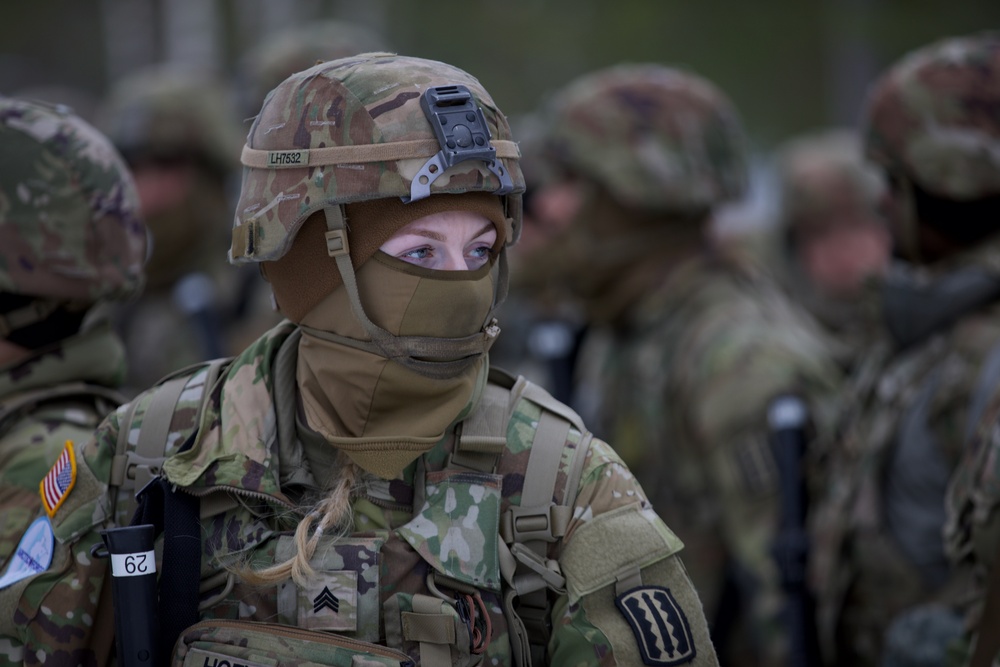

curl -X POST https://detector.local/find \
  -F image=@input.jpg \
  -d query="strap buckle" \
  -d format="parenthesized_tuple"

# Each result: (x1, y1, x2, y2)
(501, 504, 569, 544)
(510, 543, 566, 594)
(324, 228, 349, 258)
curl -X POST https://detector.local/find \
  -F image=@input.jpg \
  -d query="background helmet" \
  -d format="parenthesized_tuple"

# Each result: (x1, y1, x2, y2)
(0, 96, 147, 303)
(540, 63, 749, 214)
(230, 52, 524, 265)
(97, 64, 243, 179)
(776, 128, 885, 235)
(237, 20, 389, 118)
(863, 31, 1000, 200)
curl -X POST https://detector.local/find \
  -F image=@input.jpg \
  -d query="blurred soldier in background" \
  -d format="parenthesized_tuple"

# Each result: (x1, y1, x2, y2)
(96, 65, 245, 392)
(933, 33, 1000, 667)
(235, 19, 389, 119)
(772, 129, 891, 364)
(810, 31, 1000, 667)
(0, 97, 146, 607)
(491, 113, 588, 404)
(528, 63, 844, 666)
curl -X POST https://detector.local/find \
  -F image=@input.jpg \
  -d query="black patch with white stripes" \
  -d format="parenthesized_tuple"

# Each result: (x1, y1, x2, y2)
(615, 586, 696, 665)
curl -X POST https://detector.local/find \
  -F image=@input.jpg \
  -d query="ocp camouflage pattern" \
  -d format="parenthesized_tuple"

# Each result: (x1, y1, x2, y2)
(580, 251, 843, 665)
(233, 53, 525, 263)
(0, 96, 146, 303)
(863, 31, 1000, 199)
(811, 237, 1000, 666)
(0, 321, 719, 666)
(540, 63, 748, 214)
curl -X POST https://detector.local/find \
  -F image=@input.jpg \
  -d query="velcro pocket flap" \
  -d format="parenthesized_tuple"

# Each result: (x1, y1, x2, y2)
(560, 503, 684, 601)
(394, 469, 502, 592)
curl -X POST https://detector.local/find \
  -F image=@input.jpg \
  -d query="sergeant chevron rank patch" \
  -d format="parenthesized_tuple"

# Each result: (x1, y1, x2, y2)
(298, 570, 358, 631)
(615, 586, 696, 666)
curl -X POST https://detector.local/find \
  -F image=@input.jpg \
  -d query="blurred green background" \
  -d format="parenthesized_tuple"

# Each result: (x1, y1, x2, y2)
(1, 0, 997, 154)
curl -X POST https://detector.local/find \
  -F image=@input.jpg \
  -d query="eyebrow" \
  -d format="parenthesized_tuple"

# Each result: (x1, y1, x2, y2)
(403, 222, 496, 242)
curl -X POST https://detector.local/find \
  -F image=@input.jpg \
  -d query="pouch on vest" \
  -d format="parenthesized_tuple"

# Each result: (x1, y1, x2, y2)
(384, 592, 478, 667)
(172, 619, 413, 667)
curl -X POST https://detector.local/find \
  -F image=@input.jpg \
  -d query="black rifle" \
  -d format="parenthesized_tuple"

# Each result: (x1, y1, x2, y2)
(767, 394, 821, 667)
(95, 524, 161, 667)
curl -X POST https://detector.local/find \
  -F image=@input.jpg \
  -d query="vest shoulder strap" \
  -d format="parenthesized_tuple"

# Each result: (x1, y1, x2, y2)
(109, 357, 232, 521)
(453, 369, 592, 667)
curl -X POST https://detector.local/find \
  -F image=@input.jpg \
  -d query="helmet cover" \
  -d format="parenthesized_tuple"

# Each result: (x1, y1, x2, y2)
(0, 97, 147, 303)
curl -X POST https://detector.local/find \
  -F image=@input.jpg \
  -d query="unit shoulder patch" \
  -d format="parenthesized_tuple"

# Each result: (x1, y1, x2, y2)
(0, 516, 55, 589)
(615, 585, 697, 666)
(40, 440, 77, 517)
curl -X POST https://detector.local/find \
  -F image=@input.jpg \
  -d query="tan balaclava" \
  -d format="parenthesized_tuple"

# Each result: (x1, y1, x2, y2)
(264, 193, 508, 478)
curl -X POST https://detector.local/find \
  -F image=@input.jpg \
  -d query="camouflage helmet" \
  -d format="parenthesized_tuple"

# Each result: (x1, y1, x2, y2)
(237, 20, 389, 117)
(541, 63, 749, 214)
(776, 128, 885, 234)
(97, 65, 243, 177)
(230, 52, 524, 264)
(863, 31, 1000, 200)
(0, 97, 147, 306)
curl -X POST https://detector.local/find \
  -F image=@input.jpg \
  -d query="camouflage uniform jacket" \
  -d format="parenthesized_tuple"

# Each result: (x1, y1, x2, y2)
(0, 321, 719, 667)
(943, 373, 1000, 665)
(810, 237, 1000, 666)
(0, 320, 127, 500)
(581, 251, 843, 664)
(941, 253, 1000, 663)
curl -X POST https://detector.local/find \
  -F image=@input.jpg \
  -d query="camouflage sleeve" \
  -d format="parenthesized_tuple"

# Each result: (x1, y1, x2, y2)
(943, 389, 1000, 661)
(549, 437, 719, 666)
(0, 407, 125, 667)
(678, 311, 841, 664)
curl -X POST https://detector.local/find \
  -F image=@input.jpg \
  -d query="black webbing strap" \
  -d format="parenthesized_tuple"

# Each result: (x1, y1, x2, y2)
(131, 474, 202, 658)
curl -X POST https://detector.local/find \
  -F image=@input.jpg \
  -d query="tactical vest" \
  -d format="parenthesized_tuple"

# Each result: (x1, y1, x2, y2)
(106, 332, 591, 667)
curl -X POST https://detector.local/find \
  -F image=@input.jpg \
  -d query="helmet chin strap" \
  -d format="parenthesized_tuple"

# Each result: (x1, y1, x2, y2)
(299, 204, 507, 380)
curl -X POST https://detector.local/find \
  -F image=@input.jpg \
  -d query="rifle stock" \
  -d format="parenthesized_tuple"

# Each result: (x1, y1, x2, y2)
(768, 394, 821, 667)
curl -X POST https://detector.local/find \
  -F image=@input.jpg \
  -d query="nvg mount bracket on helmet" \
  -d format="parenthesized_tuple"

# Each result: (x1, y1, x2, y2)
(406, 85, 514, 202)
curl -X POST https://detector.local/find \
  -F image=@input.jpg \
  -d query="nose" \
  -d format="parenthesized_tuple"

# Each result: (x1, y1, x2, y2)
(440, 247, 468, 271)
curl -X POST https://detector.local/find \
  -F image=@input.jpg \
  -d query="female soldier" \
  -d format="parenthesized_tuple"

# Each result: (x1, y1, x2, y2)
(0, 54, 717, 667)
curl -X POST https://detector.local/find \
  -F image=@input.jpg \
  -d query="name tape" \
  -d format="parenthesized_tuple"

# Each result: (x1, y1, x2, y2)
(110, 550, 157, 577)
(266, 150, 308, 167)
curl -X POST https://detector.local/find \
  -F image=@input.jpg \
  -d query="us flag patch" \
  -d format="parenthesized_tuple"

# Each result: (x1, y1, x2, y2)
(615, 586, 696, 665)
(40, 441, 77, 518)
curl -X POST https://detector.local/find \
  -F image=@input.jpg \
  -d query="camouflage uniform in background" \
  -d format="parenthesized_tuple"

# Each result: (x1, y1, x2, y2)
(936, 33, 1000, 667)
(769, 129, 890, 368)
(492, 112, 589, 405)
(0, 54, 719, 667)
(809, 32, 1000, 667)
(96, 66, 249, 393)
(532, 64, 844, 666)
(0, 97, 146, 657)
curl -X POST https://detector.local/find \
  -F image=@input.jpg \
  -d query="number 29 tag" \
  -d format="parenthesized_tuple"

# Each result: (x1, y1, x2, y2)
(109, 551, 157, 577)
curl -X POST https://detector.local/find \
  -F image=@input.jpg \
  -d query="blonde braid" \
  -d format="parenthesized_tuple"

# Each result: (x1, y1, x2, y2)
(237, 456, 362, 587)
